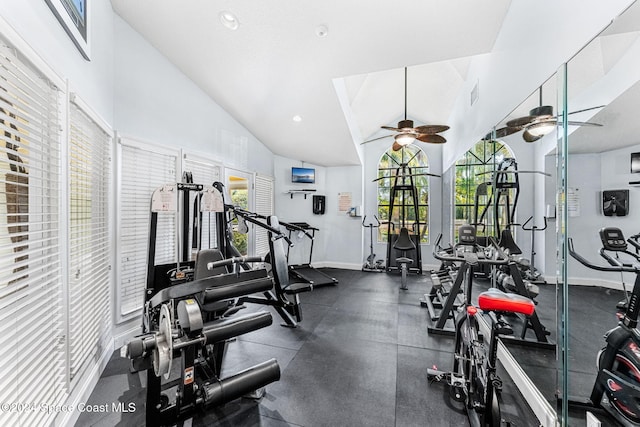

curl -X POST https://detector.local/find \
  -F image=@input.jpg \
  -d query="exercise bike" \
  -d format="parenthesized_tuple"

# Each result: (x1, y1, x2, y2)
(428, 225, 536, 427)
(568, 227, 640, 426)
(362, 215, 385, 272)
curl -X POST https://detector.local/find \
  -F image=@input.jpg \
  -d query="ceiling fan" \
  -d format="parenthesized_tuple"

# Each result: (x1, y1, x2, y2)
(492, 87, 604, 142)
(361, 67, 450, 150)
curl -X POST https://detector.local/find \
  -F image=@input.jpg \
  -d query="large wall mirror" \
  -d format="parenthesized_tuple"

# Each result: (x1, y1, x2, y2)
(559, 2, 640, 425)
(441, 3, 640, 425)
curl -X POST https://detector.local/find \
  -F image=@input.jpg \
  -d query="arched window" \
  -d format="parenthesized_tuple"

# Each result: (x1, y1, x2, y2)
(377, 144, 430, 243)
(454, 139, 514, 238)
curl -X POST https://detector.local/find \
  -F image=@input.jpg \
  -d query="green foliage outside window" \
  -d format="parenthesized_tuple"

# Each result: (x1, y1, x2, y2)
(454, 139, 514, 238)
(376, 144, 429, 243)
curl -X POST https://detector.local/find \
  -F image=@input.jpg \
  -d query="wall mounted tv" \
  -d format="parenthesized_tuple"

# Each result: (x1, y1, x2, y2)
(292, 167, 315, 184)
(632, 152, 640, 173)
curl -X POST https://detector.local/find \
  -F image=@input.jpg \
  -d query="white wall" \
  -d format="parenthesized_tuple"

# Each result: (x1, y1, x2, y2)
(542, 145, 640, 287)
(0, 0, 115, 122)
(113, 15, 273, 176)
(273, 156, 328, 266)
(443, 0, 634, 171)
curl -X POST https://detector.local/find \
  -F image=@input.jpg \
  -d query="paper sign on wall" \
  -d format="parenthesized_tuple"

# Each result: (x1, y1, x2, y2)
(338, 192, 352, 213)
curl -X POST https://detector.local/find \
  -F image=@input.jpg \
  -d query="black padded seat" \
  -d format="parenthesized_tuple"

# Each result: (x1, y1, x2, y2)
(394, 227, 416, 251)
(499, 229, 522, 255)
(268, 217, 313, 296)
(283, 282, 313, 295)
(193, 249, 229, 313)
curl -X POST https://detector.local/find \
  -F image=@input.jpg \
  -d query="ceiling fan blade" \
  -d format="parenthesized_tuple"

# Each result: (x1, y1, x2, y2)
(522, 129, 544, 143)
(416, 134, 446, 144)
(506, 115, 536, 128)
(381, 125, 401, 132)
(405, 172, 442, 178)
(372, 172, 442, 182)
(361, 134, 393, 144)
(567, 105, 606, 115)
(563, 121, 603, 127)
(476, 170, 551, 177)
(494, 126, 522, 138)
(414, 125, 450, 134)
(392, 141, 403, 151)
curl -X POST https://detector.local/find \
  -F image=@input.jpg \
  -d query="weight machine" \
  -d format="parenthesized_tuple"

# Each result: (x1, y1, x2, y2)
(379, 154, 433, 277)
(474, 158, 550, 288)
(124, 177, 281, 426)
(212, 191, 318, 327)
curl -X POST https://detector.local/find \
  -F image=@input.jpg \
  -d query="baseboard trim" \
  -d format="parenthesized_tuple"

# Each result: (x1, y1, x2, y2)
(56, 338, 114, 427)
(542, 275, 627, 291)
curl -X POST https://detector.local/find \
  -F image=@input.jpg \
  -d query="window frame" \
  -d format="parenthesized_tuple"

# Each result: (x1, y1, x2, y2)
(376, 144, 430, 244)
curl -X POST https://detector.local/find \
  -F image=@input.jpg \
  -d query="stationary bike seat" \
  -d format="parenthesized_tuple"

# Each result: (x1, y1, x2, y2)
(478, 288, 535, 316)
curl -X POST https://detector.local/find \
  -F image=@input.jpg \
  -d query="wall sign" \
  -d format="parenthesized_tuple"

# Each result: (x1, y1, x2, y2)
(45, 0, 90, 60)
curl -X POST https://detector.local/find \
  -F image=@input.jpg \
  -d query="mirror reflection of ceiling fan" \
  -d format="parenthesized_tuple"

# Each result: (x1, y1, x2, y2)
(491, 88, 605, 142)
(361, 67, 450, 151)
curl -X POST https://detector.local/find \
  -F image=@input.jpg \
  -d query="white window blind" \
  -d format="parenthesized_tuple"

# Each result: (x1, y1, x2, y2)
(183, 155, 222, 251)
(254, 174, 274, 257)
(118, 141, 177, 318)
(68, 98, 112, 384)
(0, 42, 65, 426)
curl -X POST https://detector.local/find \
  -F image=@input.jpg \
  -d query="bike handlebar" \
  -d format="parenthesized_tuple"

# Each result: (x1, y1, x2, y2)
(568, 238, 638, 273)
(522, 216, 547, 232)
(362, 215, 381, 228)
(432, 234, 509, 265)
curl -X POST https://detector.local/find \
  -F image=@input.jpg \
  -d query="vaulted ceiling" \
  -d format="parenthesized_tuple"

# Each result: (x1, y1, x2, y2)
(111, 0, 639, 166)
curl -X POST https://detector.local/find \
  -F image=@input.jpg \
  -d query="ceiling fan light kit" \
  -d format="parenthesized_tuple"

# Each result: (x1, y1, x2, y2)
(361, 67, 449, 149)
(525, 121, 555, 137)
(219, 11, 240, 30)
(494, 86, 603, 142)
(394, 133, 416, 146)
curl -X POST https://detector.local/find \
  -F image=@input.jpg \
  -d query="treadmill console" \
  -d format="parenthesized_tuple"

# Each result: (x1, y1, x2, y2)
(599, 227, 627, 251)
(458, 225, 477, 246)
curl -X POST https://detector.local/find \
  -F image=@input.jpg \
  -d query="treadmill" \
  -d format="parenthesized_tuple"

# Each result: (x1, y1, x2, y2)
(285, 222, 338, 287)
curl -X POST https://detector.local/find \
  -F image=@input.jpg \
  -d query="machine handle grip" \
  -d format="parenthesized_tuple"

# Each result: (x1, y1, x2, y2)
(207, 255, 265, 270)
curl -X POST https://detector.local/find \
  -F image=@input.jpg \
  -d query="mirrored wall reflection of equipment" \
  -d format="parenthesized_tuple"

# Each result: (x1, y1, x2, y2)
(602, 189, 629, 216)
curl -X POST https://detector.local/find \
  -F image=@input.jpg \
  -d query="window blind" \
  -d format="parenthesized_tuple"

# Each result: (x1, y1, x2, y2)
(0, 42, 65, 426)
(68, 98, 112, 384)
(118, 141, 177, 318)
(254, 174, 274, 257)
(183, 155, 222, 251)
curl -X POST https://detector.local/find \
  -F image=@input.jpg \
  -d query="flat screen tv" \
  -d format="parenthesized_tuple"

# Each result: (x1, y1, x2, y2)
(631, 152, 640, 173)
(292, 167, 315, 184)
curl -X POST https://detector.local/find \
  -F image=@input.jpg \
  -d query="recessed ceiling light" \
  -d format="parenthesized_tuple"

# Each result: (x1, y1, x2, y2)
(315, 25, 328, 38)
(219, 11, 239, 30)
(292, 115, 302, 122)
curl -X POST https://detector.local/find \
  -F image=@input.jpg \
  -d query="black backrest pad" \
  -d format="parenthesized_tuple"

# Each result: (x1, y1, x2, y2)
(194, 248, 227, 279)
(267, 216, 289, 292)
(394, 227, 416, 251)
(499, 229, 522, 255)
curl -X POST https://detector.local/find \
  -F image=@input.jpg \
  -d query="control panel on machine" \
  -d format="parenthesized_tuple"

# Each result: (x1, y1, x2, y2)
(600, 227, 627, 251)
(458, 225, 477, 246)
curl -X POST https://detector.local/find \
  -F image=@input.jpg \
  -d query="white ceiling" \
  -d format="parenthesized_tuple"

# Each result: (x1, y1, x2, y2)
(110, 0, 511, 166)
(110, 1, 640, 166)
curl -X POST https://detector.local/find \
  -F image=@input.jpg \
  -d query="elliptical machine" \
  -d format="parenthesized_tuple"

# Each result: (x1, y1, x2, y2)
(568, 227, 640, 426)
(362, 215, 385, 272)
